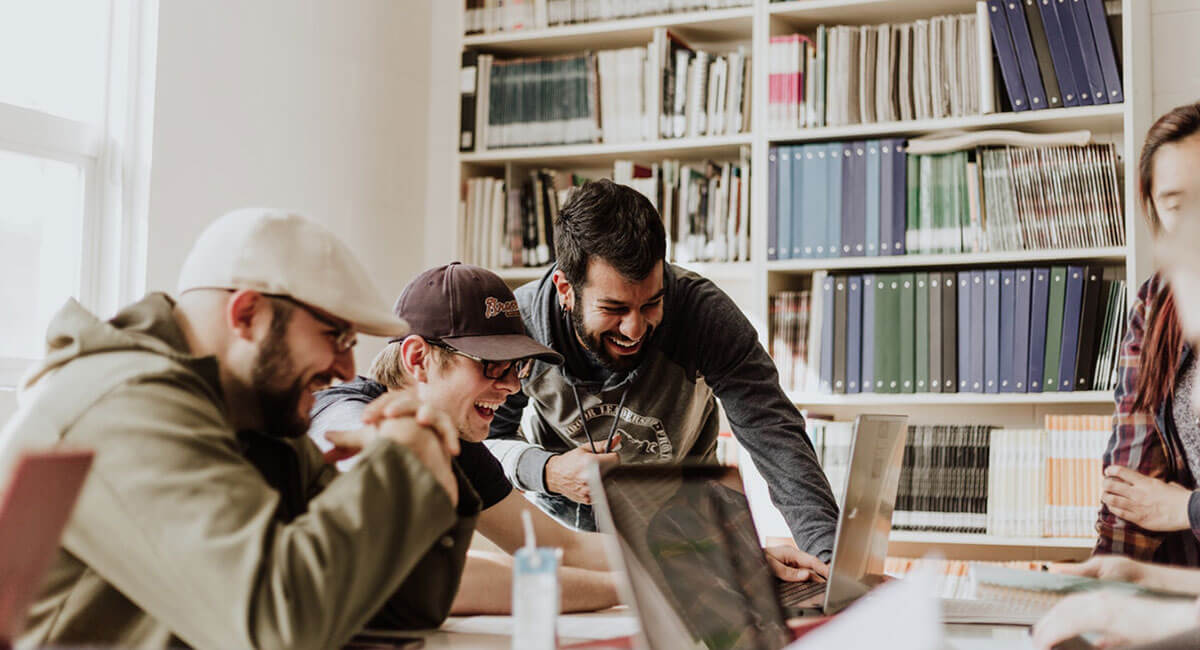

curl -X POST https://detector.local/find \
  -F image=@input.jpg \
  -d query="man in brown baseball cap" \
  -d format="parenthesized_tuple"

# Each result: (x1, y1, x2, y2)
(310, 262, 622, 614)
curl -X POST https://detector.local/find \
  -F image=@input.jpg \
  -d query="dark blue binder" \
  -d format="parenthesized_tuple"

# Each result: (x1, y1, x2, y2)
(820, 274, 835, 392)
(862, 273, 876, 392)
(1084, 0, 1123, 104)
(1013, 269, 1033, 392)
(879, 140, 894, 257)
(891, 140, 908, 255)
(1057, 265, 1086, 391)
(999, 270, 1017, 392)
(778, 145, 793, 260)
(943, 275, 958, 392)
(985, 270, 1001, 393)
(791, 147, 806, 259)
(1037, 0, 1082, 107)
(826, 142, 844, 258)
(1028, 267, 1051, 392)
(840, 142, 856, 257)
(970, 270, 986, 393)
(1067, 0, 1108, 105)
(847, 275, 863, 393)
(987, 0, 1031, 111)
(1054, 0, 1100, 104)
(957, 272, 972, 392)
(768, 146, 779, 260)
(1004, 0, 1049, 109)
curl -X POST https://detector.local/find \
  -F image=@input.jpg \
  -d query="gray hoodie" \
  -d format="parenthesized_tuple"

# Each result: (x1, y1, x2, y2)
(485, 264, 838, 560)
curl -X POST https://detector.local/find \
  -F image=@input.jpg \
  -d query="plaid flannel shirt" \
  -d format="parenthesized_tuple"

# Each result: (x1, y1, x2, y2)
(1095, 274, 1200, 565)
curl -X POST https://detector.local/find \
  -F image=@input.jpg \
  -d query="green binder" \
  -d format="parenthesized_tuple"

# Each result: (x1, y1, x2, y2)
(876, 274, 899, 393)
(899, 272, 916, 393)
(916, 272, 930, 393)
(1043, 266, 1068, 393)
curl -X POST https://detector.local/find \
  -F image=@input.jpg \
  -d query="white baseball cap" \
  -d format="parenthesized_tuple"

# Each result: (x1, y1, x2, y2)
(177, 208, 409, 338)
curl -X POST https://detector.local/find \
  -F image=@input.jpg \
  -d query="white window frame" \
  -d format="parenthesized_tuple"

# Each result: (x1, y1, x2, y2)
(0, 0, 159, 387)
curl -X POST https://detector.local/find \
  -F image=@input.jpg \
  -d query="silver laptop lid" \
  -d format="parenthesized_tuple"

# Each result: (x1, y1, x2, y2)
(823, 414, 909, 614)
(590, 464, 792, 650)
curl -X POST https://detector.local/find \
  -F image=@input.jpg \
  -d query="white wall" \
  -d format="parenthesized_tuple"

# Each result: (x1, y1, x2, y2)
(146, 0, 433, 368)
(1152, 0, 1200, 114)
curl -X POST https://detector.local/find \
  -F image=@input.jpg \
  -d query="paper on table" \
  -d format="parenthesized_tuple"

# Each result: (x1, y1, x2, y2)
(442, 614, 639, 641)
(785, 563, 942, 650)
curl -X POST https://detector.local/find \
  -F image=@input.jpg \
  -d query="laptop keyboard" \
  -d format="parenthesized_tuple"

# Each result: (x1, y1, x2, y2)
(777, 579, 826, 607)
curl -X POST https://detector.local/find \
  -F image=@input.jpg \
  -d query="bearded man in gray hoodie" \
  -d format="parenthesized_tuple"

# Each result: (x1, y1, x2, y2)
(485, 179, 839, 574)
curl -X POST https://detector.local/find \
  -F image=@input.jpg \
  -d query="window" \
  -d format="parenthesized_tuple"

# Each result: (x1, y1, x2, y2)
(0, 0, 159, 385)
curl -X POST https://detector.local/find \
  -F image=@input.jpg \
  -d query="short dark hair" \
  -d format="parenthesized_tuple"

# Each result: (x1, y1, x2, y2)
(554, 179, 667, 287)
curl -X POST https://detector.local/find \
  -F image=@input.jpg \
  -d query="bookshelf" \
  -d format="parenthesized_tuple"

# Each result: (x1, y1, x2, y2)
(453, 0, 1154, 562)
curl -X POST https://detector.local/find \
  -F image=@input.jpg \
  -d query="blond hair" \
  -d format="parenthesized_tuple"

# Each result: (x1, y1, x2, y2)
(368, 339, 445, 389)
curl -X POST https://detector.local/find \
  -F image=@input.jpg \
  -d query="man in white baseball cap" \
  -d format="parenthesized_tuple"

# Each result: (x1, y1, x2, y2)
(0, 208, 480, 649)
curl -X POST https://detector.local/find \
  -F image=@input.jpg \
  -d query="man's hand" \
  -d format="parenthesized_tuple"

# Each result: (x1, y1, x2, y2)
(1050, 555, 1149, 586)
(1031, 591, 1198, 649)
(361, 390, 460, 458)
(377, 416, 460, 506)
(764, 545, 828, 582)
(1102, 465, 1193, 532)
(545, 435, 622, 505)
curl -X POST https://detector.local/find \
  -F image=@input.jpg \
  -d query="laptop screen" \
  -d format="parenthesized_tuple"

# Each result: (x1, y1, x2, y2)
(596, 464, 792, 650)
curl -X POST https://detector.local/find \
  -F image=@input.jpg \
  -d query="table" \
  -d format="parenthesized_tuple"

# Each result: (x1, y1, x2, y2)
(373, 610, 1038, 649)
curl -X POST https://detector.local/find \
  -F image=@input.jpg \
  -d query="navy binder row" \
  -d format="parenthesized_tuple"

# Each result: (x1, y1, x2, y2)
(986, 0, 1123, 111)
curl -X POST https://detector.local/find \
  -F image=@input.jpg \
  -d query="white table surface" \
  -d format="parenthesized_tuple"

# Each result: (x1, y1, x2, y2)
(371, 610, 1038, 649)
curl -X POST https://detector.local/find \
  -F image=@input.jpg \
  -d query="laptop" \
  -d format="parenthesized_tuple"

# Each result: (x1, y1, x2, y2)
(589, 414, 908, 650)
(0, 449, 93, 644)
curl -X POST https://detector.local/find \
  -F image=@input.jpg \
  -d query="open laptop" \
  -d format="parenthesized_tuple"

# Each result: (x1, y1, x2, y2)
(589, 414, 908, 650)
(0, 449, 93, 644)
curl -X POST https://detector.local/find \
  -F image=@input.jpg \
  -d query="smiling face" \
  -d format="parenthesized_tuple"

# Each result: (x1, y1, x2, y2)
(250, 297, 356, 437)
(405, 338, 523, 442)
(557, 258, 665, 372)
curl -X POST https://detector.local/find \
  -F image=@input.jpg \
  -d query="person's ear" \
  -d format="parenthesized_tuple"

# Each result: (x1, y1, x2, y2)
(226, 290, 270, 342)
(551, 269, 575, 311)
(400, 336, 432, 383)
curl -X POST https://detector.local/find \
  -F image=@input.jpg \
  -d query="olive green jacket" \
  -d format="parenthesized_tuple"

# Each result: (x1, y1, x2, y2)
(0, 294, 479, 649)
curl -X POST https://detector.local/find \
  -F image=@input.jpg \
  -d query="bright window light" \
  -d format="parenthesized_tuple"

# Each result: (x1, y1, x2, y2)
(0, 150, 85, 360)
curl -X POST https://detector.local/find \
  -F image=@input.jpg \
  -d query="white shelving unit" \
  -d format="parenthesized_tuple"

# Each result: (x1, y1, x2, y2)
(455, 0, 1154, 562)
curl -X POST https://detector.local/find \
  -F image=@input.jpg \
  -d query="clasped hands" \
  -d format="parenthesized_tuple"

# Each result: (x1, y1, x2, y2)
(324, 390, 462, 506)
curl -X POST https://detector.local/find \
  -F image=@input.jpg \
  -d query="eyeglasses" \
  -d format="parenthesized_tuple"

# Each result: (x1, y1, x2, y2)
(428, 341, 534, 381)
(267, 295, 358, 353)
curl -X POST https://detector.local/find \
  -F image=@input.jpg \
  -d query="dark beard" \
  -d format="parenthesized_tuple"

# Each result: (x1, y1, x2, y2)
(250, 309, 309, 438)
(570, 293, 651, 373)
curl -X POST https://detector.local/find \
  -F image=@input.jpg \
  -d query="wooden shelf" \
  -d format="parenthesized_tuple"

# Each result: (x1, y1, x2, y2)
(889, 531, 1096, 549)
(494, 266, 551, 283)
(769, 104, 1126, 143)
(461, 134, 752, 166)
(463, 6, 754, 55)
(770, 0, 982, 26)
(767, 247, 1128, 273)
(789, 391, 1114, 406)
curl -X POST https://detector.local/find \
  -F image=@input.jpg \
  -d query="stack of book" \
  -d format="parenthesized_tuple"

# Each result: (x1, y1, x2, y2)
(459, 28, 751, 151)
(611, 155, 753, 263)
(767, 140, 1123, 260)
(882, 559, 1045, 599)
(769, 267, 1128, 395)
(894, 425, 993, 534)
(462, 154, 751, 269)
(464, 0, 752, 36)
(984, 0, 1123, 111)
(988, 416, 1109, 538)
(768, 13, 982, 131)
(815, 416, 1107, 538)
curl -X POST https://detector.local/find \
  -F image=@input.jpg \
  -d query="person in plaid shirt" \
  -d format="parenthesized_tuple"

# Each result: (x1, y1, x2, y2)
(1096, 103, 1200, 566)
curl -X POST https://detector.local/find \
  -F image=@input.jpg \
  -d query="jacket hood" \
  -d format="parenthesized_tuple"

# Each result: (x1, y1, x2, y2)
(21, 293, 218, 392)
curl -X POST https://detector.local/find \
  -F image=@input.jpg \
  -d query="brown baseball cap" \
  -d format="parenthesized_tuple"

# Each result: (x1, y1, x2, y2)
(393, 262, 563, 365)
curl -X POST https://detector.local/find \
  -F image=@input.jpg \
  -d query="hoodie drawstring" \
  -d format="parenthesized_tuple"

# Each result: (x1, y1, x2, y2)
(571, 383, 629, 454)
